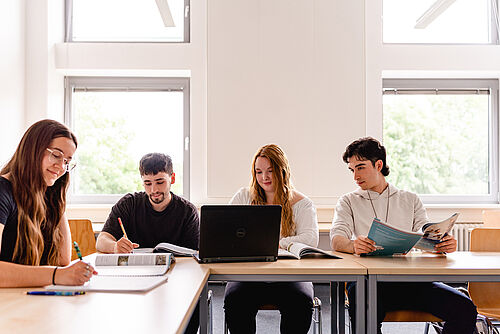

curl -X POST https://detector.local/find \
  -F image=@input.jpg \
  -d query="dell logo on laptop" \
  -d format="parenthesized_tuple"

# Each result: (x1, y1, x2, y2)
(236, 228, 246, 238)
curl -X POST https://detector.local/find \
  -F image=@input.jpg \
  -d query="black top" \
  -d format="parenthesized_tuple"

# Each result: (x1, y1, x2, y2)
(0, 176, 52, 264)
(102, 192, 200, 250)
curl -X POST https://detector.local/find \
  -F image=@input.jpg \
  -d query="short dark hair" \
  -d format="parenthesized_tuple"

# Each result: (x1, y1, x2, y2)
(342, 137, 390, 176)
(139, 153, 173, 176)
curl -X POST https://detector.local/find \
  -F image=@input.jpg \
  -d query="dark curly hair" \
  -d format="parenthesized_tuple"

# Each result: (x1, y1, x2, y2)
(139, 153, 173, 176)
(342, 137, 390, 176)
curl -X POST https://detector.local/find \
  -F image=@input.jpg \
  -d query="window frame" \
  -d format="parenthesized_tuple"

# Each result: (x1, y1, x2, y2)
(64, 76, 190, 204)
(64, 0, 191, 43)
(382, 0, 499, 45)
(382, 78, 499, 204)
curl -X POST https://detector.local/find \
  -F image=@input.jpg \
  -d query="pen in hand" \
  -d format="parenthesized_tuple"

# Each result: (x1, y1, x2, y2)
(73, 241, 83, 261)
(115, 217, 139, 252)
(72, 241, 96, 280)
(118, 217, 128, 239)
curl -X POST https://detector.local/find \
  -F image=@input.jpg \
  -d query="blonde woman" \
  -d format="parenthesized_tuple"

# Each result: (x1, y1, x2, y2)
(224, 144, 319, 334)
(0, 119, 95, 287)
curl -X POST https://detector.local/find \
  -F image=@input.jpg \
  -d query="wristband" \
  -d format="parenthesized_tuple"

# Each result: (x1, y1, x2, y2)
(52, 267, 58, 285)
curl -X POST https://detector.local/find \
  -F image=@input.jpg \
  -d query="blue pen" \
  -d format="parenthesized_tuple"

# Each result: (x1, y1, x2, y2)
(27, 291, 85, 296)
(73, 241, 83, 261)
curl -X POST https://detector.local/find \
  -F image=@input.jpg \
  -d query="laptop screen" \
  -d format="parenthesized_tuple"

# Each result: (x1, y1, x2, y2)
(199, 205, 282, 262)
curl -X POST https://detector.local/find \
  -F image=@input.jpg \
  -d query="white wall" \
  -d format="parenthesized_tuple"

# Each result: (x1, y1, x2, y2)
(4, 0, 500, 223)
(206, 0, 365, 204)
(25, 0, 65, 124)
(0, 0, 65, 167)
(54, 0, 209, 206)
(53, 1, 365, 206)
(0, 0, 25, 164)
(364, 0, 500, 222)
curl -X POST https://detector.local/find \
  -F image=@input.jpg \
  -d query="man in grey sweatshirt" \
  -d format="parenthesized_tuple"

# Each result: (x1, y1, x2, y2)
(330, 137, 477, 334)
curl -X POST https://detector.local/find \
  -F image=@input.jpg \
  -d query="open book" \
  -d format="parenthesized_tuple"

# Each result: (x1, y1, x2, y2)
(93, 253, 175, 276)
(278, 242, 341, 259)
(134, 242, 197, 257)
(365, 213, 459, 256)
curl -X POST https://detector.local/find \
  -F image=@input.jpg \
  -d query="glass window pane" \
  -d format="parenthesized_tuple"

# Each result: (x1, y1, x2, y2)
(71, 0, 186, 42)
(383, 0, 491, 44)
(383, 94, 489, 195)
(72, 91, 184, 196)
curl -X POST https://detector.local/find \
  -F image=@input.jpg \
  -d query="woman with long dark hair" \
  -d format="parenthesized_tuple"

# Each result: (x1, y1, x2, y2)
(224, 144, 319, 334)
(0, 119, 95, 287)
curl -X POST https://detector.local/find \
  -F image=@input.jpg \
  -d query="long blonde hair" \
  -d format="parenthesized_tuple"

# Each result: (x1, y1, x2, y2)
(1, 119, 77, 266)
(250, 144, 295, 237)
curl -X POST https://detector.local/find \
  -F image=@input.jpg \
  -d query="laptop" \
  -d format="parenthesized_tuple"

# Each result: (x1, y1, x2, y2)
(193, 205, 282, 263)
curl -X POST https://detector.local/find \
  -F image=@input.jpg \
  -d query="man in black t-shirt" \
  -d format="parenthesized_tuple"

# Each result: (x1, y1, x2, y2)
(97, 153, 199, 253)
(96, 153, 200, 334)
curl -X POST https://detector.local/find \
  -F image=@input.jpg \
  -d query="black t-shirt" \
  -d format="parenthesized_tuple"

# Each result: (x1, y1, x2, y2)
(102, 192, 200, 250)
(0, 176, 52, 264)
(0, 177, 18, 262)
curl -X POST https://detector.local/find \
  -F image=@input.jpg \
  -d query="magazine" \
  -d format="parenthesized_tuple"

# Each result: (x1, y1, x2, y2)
(133, 242, 197, 257)
(414, 213, 460, 251)
(365, 213, 459, 256)
(93, 253, 175, 276)
(278, 242, 341, 259)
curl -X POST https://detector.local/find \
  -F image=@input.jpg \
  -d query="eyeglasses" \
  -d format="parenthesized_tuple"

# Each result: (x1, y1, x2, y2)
(46, 148, 77, 172)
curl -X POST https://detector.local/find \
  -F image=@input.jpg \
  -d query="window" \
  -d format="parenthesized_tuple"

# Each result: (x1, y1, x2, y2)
(383, 0, 497, 44)
(65, 0, 190, 42)
(383, 79, 499, 204)
(65, 77, 190, 204)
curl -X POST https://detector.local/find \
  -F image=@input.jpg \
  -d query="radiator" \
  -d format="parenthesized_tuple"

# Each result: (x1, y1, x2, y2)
(449, 223, 483, 251)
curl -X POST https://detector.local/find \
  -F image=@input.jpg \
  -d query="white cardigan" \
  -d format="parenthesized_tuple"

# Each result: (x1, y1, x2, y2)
(230, 187, 319, 249)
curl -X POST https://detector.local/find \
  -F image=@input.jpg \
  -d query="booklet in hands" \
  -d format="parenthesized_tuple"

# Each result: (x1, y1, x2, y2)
(278, 242, 341, 259)
(414, 213, 459, 251)
(134, 242, 197, 257)
(365, 213, 459, 256)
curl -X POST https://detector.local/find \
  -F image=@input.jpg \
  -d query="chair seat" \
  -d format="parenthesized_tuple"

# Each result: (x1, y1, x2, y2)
(384, 310, 442, 322)
(478, 308, 500, 319)
(222, 297, 322, 334)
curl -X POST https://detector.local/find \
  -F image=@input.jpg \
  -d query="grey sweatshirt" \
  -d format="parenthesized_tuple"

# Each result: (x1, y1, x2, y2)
(330, 183, 429, 241)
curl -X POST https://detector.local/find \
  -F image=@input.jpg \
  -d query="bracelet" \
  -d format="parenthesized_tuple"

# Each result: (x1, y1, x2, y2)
(52, 267, 58, 285)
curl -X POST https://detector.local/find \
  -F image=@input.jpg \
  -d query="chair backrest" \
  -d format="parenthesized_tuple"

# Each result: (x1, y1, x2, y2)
(468, 228, 500, 311)
(482, 210, 500, 228)
(68, 219, 97, 260)
(470, 227, 500, 252)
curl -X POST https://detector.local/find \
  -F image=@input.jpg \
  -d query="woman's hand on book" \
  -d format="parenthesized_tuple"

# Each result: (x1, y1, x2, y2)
(114, 237, 139, 254)
(56, 261, 97, 286)
(434, 234, 457, 254)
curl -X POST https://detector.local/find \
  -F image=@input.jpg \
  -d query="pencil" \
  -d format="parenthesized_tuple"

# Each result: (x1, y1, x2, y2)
(118, 217, 128, 239)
